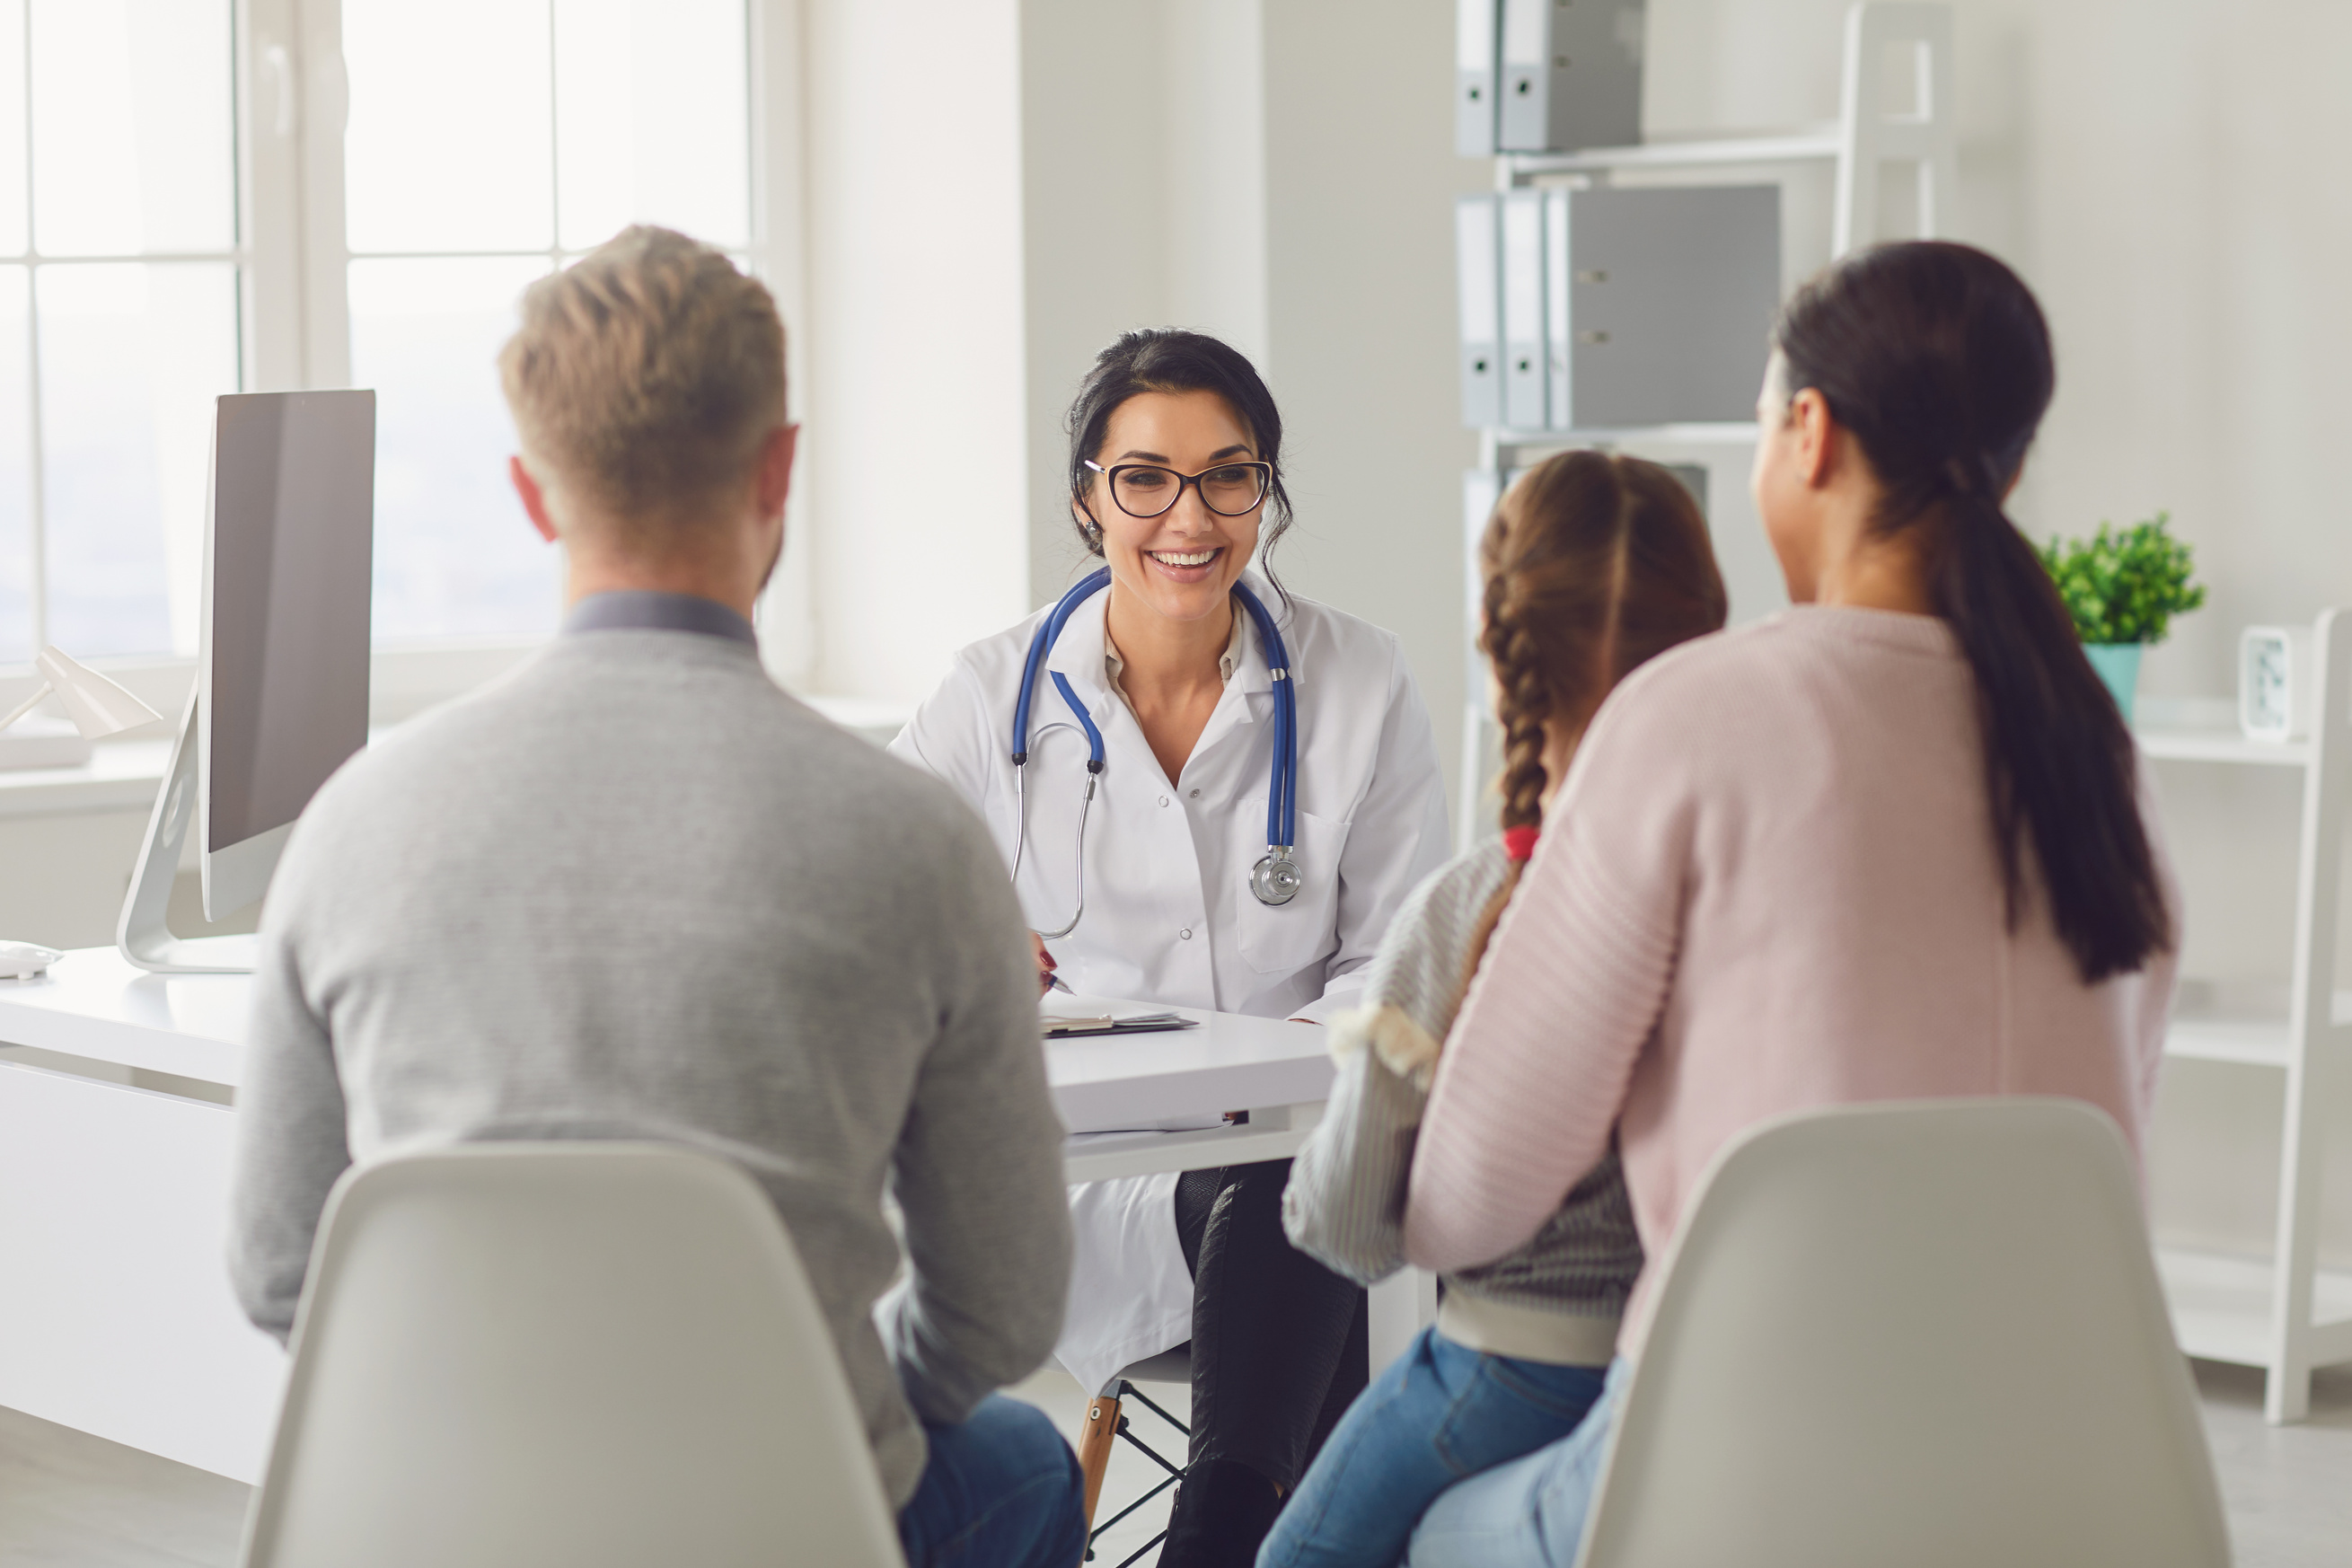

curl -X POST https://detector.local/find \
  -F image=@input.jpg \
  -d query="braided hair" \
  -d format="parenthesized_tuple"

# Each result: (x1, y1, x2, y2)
(1459, 451, 1729, 1000)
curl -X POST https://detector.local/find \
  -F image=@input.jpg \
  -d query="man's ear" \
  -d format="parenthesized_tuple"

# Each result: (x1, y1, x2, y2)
(511, 455, 560, 544)
(754, 424, 797, 520)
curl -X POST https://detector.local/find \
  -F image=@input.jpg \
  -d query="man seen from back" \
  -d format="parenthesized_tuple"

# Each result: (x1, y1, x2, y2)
(228, 225, 1083, 1568)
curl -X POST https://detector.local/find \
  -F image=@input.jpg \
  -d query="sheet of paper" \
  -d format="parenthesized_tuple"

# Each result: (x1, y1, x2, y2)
(1041, 993, 1182, 1025)
(1040, 994, 1197, 1036)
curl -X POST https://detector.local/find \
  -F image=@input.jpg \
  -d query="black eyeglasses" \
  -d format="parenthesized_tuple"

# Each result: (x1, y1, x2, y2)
(1085, 459, 1272, 520)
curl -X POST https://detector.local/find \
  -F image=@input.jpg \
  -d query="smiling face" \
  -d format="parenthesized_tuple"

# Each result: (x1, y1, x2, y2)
(1079, 389, 1264, 627)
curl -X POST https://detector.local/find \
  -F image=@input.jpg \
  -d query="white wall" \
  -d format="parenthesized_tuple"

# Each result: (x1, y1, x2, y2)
(797, 0, 1032, 700)
(1017, 0, 1167, 611)
(1018, 0, 1282, 614)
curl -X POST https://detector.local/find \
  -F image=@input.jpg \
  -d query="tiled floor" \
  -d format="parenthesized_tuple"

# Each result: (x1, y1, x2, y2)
(3, 1361, 2345, 1566)
(2189, 1362, 2352, 1568)
(0, 1405, 246, 1568)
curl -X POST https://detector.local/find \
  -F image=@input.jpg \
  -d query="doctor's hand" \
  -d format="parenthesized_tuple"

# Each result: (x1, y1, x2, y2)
(1032, 933, 1058, 996)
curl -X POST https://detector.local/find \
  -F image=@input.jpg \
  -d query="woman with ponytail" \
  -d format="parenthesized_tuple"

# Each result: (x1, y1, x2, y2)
(1394, 241, 2180, 1566)
(1262, 451, 1726, 1568)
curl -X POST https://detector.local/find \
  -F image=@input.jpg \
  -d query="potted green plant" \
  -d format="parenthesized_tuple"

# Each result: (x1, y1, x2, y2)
(2036, 512, 2205, 724)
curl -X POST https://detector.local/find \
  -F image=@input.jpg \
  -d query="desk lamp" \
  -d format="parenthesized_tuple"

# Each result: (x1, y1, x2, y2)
(0, 647, 163, 978)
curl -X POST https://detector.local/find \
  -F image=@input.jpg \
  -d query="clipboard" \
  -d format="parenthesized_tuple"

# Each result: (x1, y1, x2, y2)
(1041, 1011, 1202, 1039)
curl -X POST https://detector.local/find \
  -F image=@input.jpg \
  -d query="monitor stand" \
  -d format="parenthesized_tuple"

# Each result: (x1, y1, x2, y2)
(118, 692, 257, 975)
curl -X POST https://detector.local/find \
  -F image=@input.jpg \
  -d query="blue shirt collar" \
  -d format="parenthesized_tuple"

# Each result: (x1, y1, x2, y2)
(562, 590, 757, 647)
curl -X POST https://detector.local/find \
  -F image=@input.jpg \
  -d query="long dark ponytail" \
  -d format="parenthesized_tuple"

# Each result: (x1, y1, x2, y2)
(1775, 241, 2168, 982)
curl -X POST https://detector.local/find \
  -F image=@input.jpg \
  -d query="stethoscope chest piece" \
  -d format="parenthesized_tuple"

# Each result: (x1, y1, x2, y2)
(1251, 849, 1302, 906)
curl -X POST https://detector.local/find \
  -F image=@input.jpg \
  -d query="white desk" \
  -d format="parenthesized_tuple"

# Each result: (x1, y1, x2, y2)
(0, 947, 1422, 1484)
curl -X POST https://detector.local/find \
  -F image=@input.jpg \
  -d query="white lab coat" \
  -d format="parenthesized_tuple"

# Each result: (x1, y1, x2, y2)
(888, 573, 1449, 1393)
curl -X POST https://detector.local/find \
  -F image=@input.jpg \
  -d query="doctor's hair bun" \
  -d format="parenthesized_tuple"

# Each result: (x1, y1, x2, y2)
(1063, 328, 1295, 603)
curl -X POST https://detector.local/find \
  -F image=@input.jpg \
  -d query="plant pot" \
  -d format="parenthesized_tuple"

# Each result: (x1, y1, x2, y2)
(2084, 642, 2144, 724)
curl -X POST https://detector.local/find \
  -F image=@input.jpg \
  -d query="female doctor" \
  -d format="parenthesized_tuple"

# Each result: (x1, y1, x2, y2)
(891, 328, 1449, 1566)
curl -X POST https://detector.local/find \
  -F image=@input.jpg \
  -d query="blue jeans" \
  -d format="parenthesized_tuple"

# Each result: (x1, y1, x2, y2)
(1404, 1356, 1628, 1568)
(1256, 1328, 1609, 1568)
(898, 1395, 1087, 1568)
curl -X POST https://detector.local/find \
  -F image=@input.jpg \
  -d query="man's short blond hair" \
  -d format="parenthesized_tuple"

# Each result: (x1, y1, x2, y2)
(499, 225, 786, 534)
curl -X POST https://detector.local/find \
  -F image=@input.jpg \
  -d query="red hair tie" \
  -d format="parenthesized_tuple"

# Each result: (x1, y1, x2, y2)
(1502, 826, 1541, 863)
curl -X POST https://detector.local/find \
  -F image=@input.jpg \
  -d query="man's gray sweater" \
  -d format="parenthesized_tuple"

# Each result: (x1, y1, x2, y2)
(229, 621, 1071, 1508)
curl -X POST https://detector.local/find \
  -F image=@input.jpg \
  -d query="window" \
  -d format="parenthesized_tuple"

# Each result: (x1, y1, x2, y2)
(0, 0, 773, 680)
(341, 0, 752, 642)
(0, 0, 242, 662)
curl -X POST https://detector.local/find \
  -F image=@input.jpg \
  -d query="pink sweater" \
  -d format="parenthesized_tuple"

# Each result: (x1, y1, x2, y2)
(1403, 607, 2177, 1353)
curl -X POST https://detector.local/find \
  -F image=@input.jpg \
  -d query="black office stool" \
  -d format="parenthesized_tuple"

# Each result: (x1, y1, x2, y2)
(1075, 1346, 1191, 1566)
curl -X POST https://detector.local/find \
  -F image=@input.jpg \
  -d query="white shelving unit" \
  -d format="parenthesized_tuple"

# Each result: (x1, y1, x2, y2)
(2137, 727, 2315, 768)
(2138, 608, 2352, 1423)
(1458, 3, 1959, 842)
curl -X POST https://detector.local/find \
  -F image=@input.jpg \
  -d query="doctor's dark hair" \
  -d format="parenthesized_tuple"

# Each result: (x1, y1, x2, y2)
(1775, 240, 2169, 982)
(1460, 452, 1727, 1000)
(1064, 329, 1295, 601)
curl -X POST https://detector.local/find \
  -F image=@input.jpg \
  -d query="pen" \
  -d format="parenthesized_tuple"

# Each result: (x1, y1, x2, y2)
(1046, 973, 1075, 995)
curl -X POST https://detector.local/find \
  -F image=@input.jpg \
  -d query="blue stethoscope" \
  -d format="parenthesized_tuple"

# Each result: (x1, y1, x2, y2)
(1009, 567, 1302, 939)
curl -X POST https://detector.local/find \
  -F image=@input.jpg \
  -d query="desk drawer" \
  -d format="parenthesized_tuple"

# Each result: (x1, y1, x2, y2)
(0, 1059, 282, 1482)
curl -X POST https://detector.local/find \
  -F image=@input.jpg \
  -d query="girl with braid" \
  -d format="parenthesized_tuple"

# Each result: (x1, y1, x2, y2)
(1260, 450, 1727, 1568)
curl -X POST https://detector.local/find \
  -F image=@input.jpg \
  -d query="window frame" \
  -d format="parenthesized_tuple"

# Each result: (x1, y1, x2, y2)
(0, 0, 253, 672)
(0, 0, 811, 727)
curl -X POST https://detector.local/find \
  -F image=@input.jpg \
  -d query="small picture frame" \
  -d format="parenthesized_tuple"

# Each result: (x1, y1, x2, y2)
(2240, 625, 2316, 743)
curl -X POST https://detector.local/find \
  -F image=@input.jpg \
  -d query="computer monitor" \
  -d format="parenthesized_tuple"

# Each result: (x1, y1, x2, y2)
(199, 391, 376, 918)
(118, 390, 374, 973)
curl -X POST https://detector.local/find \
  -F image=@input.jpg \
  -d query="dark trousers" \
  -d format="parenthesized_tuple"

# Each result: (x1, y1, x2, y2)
(1173, 1158, 1370, 1490)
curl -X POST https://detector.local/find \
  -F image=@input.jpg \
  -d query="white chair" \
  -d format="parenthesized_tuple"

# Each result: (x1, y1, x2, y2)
(238, 1142, 904, 1568)
(1577, 1098, 2231, 1568)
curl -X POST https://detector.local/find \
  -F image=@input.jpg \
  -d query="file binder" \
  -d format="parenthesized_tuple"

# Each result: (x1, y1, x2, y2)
(1498, 0, 1645, 154)
(1456, 194, 1503, 429)
(1546, 184, 1780, 428)
(1564, 184, 1779, 427)
(1464, 468, 1502, 540)
(1664, 462, 1709, 517)
(1464, 466, 1503, 645)
(1456, 0, 1501, 156)
(1544, 189, 1572, 427)
(1501, 190, 1547, 430)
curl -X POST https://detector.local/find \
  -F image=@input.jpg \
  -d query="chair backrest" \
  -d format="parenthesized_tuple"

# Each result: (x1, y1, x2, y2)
(240, 1142, 904, 1568)
(1580, 1098, 2228, 1568)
